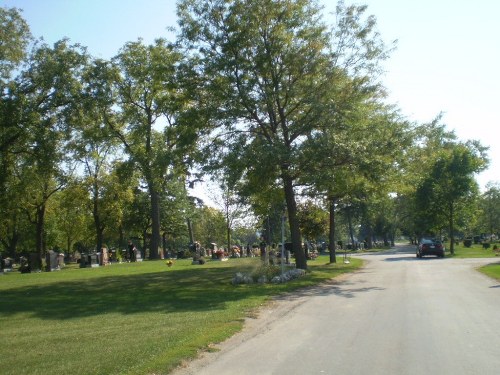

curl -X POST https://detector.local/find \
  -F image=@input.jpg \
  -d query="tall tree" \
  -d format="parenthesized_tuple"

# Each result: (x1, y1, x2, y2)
(9, 39, 87, 262)
(70, 58, 125, 253)
(479, 183, 500, 238)
(207, 173, 249, 253)
(177, 0, 389, 269)
(415, 141, 488, 254)
(111, 39, 202, 259)
(0, 7, 32, 256)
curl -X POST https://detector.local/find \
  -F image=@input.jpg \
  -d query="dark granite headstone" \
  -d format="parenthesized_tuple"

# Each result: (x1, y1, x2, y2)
(89, 253, 99, 268)
(19, 256, 31, 273)
(45, 250, 59, 271)
(79, 253, 88, 268)
(29, 253, 42, 272)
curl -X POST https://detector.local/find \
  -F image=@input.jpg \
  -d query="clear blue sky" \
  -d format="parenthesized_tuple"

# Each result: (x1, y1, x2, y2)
(2, 0, 498, 189)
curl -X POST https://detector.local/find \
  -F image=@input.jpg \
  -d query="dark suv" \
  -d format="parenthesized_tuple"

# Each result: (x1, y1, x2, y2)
(416, 238, 445, 258)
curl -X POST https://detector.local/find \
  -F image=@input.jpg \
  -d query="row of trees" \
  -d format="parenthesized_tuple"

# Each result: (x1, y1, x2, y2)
(0, 1, 496, 269)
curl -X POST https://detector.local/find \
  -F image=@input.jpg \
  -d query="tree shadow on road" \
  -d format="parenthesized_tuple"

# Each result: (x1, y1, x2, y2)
(272, 278, 385, 301)
(384, 256, 447, 262)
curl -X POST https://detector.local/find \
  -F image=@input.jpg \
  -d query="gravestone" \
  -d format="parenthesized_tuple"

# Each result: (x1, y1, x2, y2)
(57, 253, 65, 268)
(3, 257, 13, 271)
(19, 256, 31, 273)
(29, 253, 42, 272)
(89, 253, 99, 267)
(45, 250, 59, 271)
(135, 249, 143, 262)
(79, 253, 88, 268)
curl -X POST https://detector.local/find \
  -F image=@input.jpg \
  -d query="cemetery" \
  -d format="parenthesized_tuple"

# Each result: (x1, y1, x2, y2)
(0, 248, 363, 375)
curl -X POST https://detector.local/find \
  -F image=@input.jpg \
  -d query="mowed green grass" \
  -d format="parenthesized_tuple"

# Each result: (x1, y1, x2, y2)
(448, 242, 499, 258)
(0, 255, 362, 375)
(479, 263, 500, 281)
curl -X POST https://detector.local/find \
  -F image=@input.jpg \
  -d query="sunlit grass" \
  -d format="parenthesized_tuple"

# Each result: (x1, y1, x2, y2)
(0, 255, 362, 375)
(479, 263, 500, 282)
(447, 242, 499, 258)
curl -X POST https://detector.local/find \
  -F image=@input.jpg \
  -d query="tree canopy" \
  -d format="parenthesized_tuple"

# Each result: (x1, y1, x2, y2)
(0, 3, 496, 267)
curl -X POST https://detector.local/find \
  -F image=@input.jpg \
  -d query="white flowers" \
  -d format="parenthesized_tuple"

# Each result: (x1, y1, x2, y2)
(232, 272, 254, 284)
(271, 269, 306, 284)
(232, 268, 306, 285)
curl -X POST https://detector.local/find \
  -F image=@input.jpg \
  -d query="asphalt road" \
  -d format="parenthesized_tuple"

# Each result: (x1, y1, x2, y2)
(172, 245, 500, 375)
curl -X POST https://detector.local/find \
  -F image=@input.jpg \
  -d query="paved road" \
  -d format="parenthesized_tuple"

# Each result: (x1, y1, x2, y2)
(172, 245, 500, 375)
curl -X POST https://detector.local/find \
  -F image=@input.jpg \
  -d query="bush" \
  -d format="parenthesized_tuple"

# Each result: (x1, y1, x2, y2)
(251, 264, 281, 281)
(463, 239, 473, 248)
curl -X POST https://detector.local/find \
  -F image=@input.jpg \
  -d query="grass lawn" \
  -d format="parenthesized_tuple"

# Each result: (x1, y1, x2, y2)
(447, 242, 499, 258)
(479, 263, 500, 281)
(0, 255, 362, 375)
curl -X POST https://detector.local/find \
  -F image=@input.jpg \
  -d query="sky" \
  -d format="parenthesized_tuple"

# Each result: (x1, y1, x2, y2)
(2, 0, 499, 191)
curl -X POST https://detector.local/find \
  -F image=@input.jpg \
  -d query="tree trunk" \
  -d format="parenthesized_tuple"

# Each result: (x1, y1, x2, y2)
(3, 229, 19, 258)
(162, 232, 168, 258)
(282, 174, 306, 269)
(328, 196, 337, 263)
(226, 222, 231, 255)
(92, 180, 103, 252)
(66, 236, 72, 257)
(187, 218, 194, 244)
(119, 224, 125, 254)
(35, 203, 46, 269)
(449, 202, 455, 255)
(366, 224, 373, 249)
(383, 233, 389, 247)
(347, 207, 355, 248)
(149, 187, 161, 259)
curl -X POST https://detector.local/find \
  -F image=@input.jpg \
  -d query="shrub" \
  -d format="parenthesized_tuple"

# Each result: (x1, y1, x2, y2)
(463, 239, 473, 248)
(251, 264, 281, 281)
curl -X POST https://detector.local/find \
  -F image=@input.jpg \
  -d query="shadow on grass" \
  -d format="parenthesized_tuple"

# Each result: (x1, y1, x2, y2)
(1, 266, 277, 320)
(1, 259, 364, 321)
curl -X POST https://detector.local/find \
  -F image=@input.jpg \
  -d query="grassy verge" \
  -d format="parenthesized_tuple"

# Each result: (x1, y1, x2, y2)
(0, 255, 362, 375)
(447, 243, 499, 258)
(479, 263, 500, 281)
